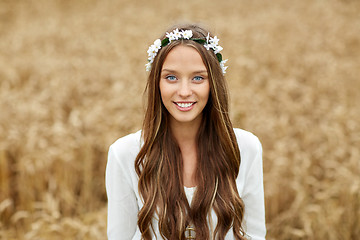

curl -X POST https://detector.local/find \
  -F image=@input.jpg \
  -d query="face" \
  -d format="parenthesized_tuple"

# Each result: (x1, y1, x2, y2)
(160, 45, 210, 129)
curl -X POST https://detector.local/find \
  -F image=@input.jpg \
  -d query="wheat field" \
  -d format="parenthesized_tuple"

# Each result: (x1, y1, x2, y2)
(0, 0, 359, 239)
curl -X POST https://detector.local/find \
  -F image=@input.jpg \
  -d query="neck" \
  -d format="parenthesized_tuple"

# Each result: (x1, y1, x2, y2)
(170, 117, 202, 144)
(169, 116, 202, 188)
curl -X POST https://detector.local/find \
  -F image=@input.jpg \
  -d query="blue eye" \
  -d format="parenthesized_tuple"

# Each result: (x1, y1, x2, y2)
(166, 75, 177, 81)
(193, 76, 204, 81)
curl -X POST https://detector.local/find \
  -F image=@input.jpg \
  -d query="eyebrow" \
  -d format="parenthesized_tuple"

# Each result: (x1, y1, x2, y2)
(161, 69, 208, 74)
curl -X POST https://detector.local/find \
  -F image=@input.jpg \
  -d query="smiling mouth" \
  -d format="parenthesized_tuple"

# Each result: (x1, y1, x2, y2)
(175, 102, 195, 108)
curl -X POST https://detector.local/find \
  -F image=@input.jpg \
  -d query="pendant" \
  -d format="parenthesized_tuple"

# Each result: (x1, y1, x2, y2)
(185, 225, 196, 239)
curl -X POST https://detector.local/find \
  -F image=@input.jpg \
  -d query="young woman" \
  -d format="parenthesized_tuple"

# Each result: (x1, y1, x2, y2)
(106, 24, 266, 240)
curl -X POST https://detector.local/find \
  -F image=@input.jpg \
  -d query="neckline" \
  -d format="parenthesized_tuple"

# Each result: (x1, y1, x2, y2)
(184, 186, 197, 191)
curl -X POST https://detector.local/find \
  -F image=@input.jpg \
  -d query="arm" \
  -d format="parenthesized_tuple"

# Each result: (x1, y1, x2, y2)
(106, 145, 138, 240)
(241, 137, 266, 240)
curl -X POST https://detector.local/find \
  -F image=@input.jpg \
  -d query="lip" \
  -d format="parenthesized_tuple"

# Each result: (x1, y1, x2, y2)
(173, 101, 196, 111)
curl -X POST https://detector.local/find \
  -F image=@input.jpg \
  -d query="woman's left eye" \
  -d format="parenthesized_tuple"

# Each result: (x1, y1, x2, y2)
(193, 76, 204, 81)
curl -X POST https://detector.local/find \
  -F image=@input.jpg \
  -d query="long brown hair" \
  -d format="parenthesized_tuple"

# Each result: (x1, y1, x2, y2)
(135, 24, 246, 240)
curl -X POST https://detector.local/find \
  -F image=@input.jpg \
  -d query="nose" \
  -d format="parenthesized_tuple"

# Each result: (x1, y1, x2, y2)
(178, 80, 192, 98)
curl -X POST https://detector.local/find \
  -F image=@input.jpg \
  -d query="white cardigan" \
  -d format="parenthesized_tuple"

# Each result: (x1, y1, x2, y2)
(106, 128, 266, 239)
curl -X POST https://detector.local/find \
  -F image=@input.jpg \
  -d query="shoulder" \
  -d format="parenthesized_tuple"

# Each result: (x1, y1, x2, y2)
(108, 130, 142, 166)
(233, 128, 262, 155)
(110, 130, 142, 151)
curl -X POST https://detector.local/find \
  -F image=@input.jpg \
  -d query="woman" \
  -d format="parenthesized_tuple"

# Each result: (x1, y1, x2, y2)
(106, 24, 266, 240)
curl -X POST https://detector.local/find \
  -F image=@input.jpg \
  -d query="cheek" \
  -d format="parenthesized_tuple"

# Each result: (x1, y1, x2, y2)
(159, 80, 165, 98)
(159, 81, 171, 103)
(205, 91, 210, 102)
(202, 83, 210, 101)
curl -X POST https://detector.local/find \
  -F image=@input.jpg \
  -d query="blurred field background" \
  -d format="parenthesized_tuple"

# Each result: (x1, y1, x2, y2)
(0, 0, 359, 239)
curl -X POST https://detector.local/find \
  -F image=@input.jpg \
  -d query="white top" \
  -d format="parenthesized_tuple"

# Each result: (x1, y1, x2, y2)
(106, 128, 266, 239)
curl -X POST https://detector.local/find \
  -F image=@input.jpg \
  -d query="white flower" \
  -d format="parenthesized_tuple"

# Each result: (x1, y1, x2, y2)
(209, 36, 219, 45)
(182, 30, 193, 39)
(206, 33, 210, 44)
(209, 43, 216, 50)
(150, 39, 161, 54)
(214, 45, 223, 54)
(166, 32, 176, 41)
(145, 62, 152, 72)
(220, 59, 228, 65)
(147, 45, 157, 58)
(147, 39, 162, 59)
(153, 39, 161, 49)
(220, 59, 228, 74)
(173, 28, 182, 40)
(222, 66, 228, 74)
(203, 43, 212, 50)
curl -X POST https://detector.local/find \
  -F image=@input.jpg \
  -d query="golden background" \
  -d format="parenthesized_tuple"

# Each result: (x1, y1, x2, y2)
(0, 0, 359, 239)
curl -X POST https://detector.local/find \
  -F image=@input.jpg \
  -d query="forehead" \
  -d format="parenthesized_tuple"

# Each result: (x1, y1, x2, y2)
(162, 45, 207, 72)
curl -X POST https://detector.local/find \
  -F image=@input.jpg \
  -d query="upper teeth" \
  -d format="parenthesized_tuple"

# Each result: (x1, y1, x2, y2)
(177, 102, 193, 108)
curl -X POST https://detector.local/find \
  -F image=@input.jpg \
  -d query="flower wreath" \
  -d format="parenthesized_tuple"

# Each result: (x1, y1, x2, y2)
(145, 28, 228, 74)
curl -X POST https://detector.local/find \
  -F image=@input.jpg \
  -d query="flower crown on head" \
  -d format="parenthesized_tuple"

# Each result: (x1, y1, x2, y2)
(145, 28, 228, 74)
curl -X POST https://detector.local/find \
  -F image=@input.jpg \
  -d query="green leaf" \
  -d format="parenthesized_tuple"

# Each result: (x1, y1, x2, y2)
(216, 53, 222, 62)
(161, 38, 170, 47)
(192, 38, 206, 44)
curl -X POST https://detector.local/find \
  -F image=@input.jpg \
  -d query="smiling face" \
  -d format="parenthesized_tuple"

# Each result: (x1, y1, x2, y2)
(160, 45, 210, 129)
